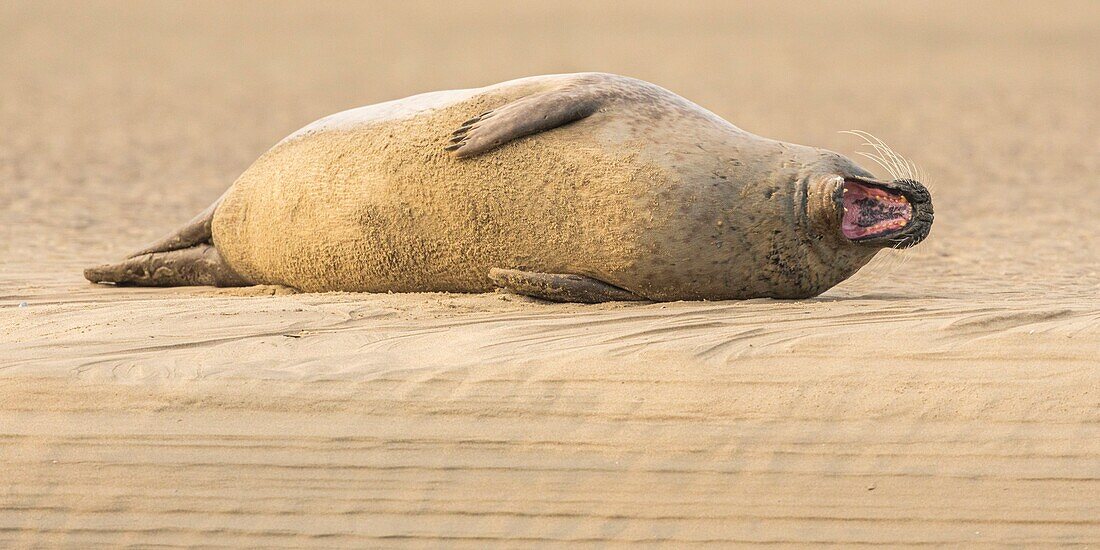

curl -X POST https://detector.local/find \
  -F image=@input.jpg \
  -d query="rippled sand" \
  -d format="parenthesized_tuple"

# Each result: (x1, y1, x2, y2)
(2, 1, 1098, 546)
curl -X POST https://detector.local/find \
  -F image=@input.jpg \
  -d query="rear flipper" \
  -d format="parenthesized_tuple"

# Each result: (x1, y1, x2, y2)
(84, 244, 247, 287)
(127, 192, 225, 258)
(489, 268, 645, 303)
(85, 192, 245, 288)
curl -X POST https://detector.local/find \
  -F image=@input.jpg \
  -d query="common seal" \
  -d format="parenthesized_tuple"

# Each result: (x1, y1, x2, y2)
(85, 72, 934, 302)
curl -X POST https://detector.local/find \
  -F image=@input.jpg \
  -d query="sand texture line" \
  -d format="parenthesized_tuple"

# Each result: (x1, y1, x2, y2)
(2, 291, 1100, 547)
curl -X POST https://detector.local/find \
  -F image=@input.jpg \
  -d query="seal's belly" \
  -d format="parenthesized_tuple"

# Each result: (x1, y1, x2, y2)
(211, 106, 671, 293)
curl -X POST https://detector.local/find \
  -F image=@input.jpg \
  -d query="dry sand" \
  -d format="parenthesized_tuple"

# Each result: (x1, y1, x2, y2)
(1, 1, 1098, 547)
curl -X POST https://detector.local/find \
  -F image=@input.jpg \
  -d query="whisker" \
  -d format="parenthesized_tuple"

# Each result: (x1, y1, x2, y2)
(861, 249, 905, 282)
(841, 130, 905, 180)
(864, 147, 901, 180)
(855, 152, 900, 180)
(913, 161, 933, 192)
(859, 131, 913, 181)
(847, 130, 919, 182)
(842, 130, 931, 193)
(840, 131, 897, 178)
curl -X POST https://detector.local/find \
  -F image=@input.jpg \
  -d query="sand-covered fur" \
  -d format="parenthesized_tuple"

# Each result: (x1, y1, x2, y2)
(213, 78, 661, 294)
(212, 74, 881, 299)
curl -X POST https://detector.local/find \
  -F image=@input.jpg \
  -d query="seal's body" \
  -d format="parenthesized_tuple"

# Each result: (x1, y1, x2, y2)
(86, 73, 933, 302)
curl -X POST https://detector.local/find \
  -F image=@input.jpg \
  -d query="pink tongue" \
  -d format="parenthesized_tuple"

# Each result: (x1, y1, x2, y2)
(841, 182, 912, 239)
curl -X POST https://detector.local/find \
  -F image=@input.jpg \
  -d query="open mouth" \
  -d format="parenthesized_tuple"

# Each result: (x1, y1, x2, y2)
(841, 180, 913, 240)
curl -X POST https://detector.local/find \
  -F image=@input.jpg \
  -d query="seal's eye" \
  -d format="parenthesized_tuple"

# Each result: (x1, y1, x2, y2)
(841, 180, 912, 240)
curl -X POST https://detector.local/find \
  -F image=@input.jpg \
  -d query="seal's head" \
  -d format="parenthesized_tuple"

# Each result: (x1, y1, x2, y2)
(780, 170, 934, 298)
(804, 171, 934, 254)
(836, 175, 933, 249)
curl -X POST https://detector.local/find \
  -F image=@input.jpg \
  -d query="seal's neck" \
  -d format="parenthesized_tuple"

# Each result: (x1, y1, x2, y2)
(791, 171, 880, 294)
(797, 151, 877, 251)
(803, 174, 841, 238)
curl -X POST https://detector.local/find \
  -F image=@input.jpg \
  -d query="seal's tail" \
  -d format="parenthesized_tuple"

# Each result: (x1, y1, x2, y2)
(84, 190, 246, 287)
(84, 244, 246, 287)
(124, 191, 224, 258)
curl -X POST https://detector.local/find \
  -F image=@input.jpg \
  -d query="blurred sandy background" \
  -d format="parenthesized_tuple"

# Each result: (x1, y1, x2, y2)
(1, 1, 1098, 547)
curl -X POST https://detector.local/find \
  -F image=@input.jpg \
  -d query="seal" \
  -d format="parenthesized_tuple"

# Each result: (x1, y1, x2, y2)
(85, 72, 933, 302)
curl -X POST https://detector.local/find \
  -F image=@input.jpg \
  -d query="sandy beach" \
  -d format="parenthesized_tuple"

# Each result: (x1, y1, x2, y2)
(2, 1, 1098, 546)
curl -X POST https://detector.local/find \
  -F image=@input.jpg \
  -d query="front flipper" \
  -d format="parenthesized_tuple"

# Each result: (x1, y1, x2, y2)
(445, 87, 603, 158)
(489, 268, 645, 303)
